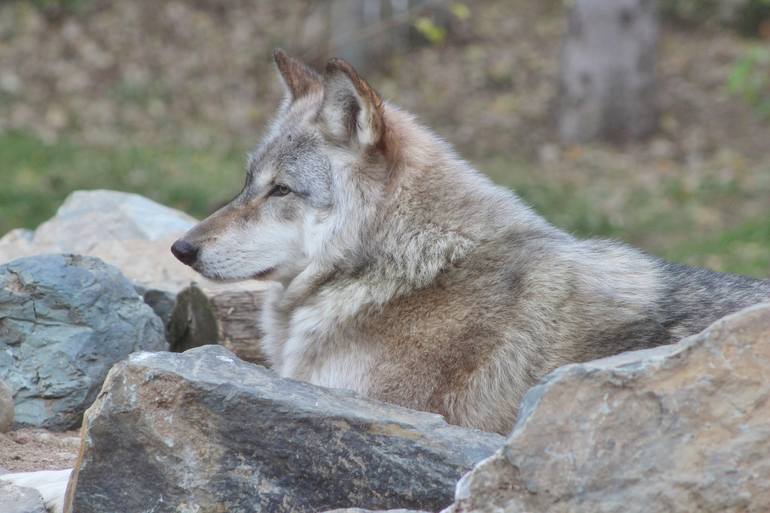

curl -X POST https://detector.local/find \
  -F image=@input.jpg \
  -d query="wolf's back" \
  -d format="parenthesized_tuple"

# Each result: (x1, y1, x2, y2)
(524, 237, 770, 363)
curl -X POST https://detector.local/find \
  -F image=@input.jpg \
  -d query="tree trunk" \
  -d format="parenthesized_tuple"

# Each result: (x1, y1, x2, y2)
(329, 0, 392, 72)
(558, 0, 659, 144)
(167, 283, 267, 365)
(327, 0, 433, 73)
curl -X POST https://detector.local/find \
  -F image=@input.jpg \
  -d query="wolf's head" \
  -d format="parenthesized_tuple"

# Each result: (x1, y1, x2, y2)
(171, 49, 395, 283)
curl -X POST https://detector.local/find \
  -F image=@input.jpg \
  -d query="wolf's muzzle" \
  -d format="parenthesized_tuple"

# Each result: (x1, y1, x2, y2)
(171, 239, 199, 266)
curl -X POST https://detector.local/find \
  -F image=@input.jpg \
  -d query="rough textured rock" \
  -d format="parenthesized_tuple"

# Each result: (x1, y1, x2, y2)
(3, 189, 196, 249)
(0, 189, 201, 293)
(443, 303, 770, 513)
(0, 189, 269, 362)
(0, 254, 167, 430)
(0, 479, 47, 513)
(65, 346, 503, 513)
(0, 379, 13, 432)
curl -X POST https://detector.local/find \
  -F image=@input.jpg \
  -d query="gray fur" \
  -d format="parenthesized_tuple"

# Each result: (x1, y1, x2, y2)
(174, 52, 770, 435)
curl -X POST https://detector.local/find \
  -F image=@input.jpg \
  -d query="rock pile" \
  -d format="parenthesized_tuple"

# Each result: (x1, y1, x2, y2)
(0, 189, 269, 363)
(60, 303, 770, 511)
(1, 191, 769, 513)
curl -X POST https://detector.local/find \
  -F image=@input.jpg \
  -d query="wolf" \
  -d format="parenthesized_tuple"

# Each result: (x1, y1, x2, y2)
(171, 49, 770, 435)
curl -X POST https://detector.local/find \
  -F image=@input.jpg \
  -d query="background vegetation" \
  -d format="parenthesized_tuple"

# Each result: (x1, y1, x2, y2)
(1, 0, 769, 276)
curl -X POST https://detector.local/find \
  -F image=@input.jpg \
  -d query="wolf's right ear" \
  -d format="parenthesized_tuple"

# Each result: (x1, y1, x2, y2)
(273, 48, 322, 101)
(320, 58, 385, 150)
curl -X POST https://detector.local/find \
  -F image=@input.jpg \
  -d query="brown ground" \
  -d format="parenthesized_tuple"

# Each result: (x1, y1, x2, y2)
(0, 428, 80, 474)
(2, 0, 769, 161)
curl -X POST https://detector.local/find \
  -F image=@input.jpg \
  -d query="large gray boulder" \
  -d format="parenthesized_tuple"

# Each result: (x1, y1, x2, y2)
(0, 189, 201, 293)
(443, 303, 770, 513)
(1, 189, 197, 251)
(0, 254, 167, 430)
(65, 346, 503, 513)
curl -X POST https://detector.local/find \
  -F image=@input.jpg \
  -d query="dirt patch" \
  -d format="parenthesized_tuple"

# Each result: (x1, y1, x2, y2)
(0, 428, 80, 473)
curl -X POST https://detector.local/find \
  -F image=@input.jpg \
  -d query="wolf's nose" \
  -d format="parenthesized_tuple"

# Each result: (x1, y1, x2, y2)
(171, 239, 199, 266)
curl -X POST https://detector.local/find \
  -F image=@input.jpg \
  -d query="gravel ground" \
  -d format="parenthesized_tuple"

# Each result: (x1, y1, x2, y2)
(0, 428, 80, 474)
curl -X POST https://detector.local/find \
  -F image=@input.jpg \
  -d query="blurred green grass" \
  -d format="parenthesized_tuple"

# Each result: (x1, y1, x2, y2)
(481, 156, 770, 278)
(0, 131, 245, 231)
(2, 131, 768, 277)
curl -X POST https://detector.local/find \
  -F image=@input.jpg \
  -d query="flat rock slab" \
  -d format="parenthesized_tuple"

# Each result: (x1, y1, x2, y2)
(444, 303, 770, 513)
(0, 254, 167, 430)
(66, 346, 503, 513)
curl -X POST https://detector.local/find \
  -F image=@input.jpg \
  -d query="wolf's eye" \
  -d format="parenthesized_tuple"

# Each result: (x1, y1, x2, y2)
(269, 184, 292, 197)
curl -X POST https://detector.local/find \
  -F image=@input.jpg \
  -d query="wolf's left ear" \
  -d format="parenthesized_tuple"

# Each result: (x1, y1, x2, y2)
(320, 58, 385, 150)
(273, 48, 322, 101)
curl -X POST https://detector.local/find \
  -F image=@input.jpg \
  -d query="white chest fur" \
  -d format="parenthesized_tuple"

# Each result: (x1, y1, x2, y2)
(260, 284, 375, 395)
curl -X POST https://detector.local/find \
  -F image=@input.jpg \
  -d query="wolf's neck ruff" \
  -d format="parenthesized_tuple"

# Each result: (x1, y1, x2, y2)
(277, 102, 544, 317)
